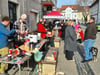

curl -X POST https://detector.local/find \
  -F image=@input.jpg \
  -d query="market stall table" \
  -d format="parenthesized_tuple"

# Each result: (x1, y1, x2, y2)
(19, 39, 47, 53)
(0, 40, 48, 75)
(0, 55, 30, 75)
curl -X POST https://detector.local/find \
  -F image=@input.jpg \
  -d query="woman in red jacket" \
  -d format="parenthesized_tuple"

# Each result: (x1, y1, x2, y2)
(77, 27, 84, 43)
(38, 19, 47, 39)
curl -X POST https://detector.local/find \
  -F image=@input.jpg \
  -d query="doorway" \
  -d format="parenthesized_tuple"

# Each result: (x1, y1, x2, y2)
(8, 2, 17, 29)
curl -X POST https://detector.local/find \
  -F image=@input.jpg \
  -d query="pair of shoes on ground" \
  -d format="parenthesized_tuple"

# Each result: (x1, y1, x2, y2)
(68, 58, 75, 61)
(81, 59, 92, 63)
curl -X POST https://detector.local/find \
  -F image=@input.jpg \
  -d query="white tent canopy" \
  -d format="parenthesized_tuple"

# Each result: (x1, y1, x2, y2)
(43, 11, 65, 19)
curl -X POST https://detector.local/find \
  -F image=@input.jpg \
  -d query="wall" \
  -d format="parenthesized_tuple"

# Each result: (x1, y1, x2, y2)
(90, 3, 98, 22)
(0, 0, 9, 18)
(0, 0, 41, 32)
(98, 0, 100, 22)
(0, 1, 2, 21)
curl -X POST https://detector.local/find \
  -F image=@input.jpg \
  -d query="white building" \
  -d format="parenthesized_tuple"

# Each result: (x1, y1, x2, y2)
(61, 7, 78, 23)
(58, 5, 90, 24)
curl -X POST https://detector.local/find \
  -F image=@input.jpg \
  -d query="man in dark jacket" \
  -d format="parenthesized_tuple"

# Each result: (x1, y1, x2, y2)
(82, 17, 97, 62)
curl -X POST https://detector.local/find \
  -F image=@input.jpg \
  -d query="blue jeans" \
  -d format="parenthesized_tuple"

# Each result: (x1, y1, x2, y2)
(84, 39, 96, 60)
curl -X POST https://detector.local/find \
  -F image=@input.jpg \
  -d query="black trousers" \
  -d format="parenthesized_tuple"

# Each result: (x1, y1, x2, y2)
(47, 37, 54, 47)
(65, 50, 74, 60)
(77, 39, 82, 43)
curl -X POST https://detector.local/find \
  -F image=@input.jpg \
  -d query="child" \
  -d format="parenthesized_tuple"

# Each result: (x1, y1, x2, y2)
(74, 24, 80, 32)
(77, 27, 84, 43)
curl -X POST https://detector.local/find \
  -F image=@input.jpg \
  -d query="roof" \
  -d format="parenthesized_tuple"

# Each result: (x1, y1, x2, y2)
(61, 5, 79, 10)
(42, 2, 54, 6)
(57, 5, 90, 12)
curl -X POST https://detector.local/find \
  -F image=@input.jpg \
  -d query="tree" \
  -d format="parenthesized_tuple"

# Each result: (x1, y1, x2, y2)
(76, 0, 92, 24)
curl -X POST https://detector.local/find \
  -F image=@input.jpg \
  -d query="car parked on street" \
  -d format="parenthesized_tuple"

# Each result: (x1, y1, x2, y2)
(96, 23, 100, 31)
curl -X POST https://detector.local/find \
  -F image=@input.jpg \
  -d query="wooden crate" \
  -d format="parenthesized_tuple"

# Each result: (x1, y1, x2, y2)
(41, 47, 58, 75)
(42, 64, 55, 75)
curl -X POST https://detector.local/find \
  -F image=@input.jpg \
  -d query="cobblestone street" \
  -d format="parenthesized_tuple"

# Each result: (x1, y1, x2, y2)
(56, 25, 100, 75)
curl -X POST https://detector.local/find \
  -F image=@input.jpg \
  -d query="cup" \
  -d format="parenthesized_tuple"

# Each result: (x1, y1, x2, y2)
(54, 57, 56, 60)
(9, 49, 12, 55)
(23, 50, 26, 53)
(53, 51, 55, 56)
(15, 49, 18, 55)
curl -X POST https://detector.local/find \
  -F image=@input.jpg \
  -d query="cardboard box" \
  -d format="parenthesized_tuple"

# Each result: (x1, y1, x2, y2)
(0, 63, 8, 73)
(41, 47, 58, 75)
(42, 64, 55, 75)
(0, 47, 8, 57)
(0, 47, 8, 73)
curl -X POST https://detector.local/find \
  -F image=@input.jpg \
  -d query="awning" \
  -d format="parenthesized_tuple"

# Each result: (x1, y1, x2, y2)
(42, 2, 54, 6)
(43, 11, 65, 19)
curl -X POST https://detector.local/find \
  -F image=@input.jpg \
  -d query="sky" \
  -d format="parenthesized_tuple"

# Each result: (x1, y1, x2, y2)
(57, 0, 77, 8)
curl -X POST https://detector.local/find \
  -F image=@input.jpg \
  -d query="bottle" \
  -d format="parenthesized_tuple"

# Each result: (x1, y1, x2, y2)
(24, 39, 29, 47)
(29, 42, 35, 50)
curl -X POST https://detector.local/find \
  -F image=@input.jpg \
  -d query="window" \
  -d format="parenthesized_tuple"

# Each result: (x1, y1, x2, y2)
(47, 6, 52, 11)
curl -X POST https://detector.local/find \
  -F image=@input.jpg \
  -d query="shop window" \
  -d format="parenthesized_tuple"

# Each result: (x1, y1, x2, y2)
(47, 6, 52, 11)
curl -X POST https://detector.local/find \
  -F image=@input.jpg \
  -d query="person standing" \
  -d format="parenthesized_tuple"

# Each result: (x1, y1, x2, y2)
(13, 14, 28, 40)
(13, 14, 28, 46)
(43, 19, 48, 29)
(77, 27, 84, 43)
(38, 19, 47, 39)
(74, 23, 80, 32)
(82, 17, 97, 62)
(61, 22, 66, 40)
(64, 20, 77, 60)
(0, 16, 16, 74)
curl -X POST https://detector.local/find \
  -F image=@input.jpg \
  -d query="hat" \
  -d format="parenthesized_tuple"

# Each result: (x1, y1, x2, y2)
(20, 14, 27, 19)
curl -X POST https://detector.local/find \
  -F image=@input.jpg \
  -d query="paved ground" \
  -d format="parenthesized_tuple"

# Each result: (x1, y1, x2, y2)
(56, 25, 100, 75)
(4, 25, 100, 75)
(81, 25, 100, 75)
(56, 41, 78, 75)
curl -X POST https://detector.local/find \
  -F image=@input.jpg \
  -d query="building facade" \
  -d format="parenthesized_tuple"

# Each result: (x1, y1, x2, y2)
(61, 7, 78, 23)
(41, 0, 57, 16)
(90, 0, 100, 22)
(0, 0, 41, 31)
(57, 5, 90, 24)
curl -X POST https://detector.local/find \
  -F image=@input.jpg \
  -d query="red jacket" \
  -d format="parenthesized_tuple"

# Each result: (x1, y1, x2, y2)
(79, 30, 84, 41)
(38, 22, 46, 39)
